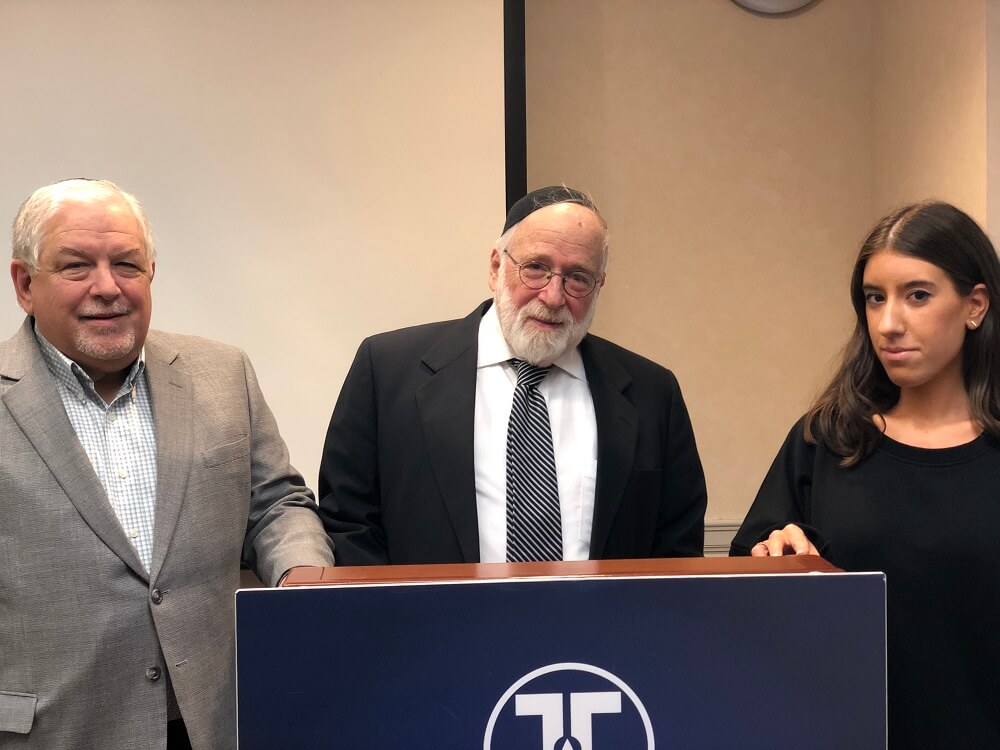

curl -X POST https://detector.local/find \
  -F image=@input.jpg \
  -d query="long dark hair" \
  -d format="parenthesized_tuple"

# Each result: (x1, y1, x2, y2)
(805, 201, 1000, 465)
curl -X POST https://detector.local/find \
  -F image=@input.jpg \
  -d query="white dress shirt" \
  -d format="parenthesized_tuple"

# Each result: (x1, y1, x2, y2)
(474, 304, 598, 562)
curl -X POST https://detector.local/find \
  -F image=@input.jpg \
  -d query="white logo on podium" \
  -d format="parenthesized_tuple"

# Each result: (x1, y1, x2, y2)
(483, 663, 654, 750)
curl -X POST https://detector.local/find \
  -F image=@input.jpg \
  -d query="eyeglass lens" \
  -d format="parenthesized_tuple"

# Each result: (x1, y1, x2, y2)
(518, 262, 595, 297)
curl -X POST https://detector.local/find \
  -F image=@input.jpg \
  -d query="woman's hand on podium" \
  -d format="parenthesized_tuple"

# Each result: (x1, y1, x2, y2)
(751, 524, 819, 557)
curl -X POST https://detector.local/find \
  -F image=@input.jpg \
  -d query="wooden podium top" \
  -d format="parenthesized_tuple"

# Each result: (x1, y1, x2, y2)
(280, 556, 839, 587)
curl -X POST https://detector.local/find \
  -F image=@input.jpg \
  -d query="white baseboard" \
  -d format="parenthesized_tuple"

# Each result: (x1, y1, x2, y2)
(704, 521, 741, 557)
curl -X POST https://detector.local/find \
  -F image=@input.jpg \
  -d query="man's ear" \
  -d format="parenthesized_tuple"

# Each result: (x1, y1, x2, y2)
(488, 248, 501, 292)
(11, 260, 34, 315)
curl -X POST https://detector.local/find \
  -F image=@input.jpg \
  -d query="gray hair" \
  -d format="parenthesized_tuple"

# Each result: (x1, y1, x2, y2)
(12, 178, 155, 270)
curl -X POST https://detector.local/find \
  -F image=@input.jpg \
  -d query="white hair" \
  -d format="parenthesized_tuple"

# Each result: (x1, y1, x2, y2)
(11, 178, 155, 270)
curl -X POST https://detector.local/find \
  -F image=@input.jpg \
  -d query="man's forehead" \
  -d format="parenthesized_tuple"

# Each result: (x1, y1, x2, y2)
(513, 204, 604, 254)
(37, 200, 147, 266)
(45, 199, 143, 240)
(51, 195, 135, 221)
(519, 201, 600, 227)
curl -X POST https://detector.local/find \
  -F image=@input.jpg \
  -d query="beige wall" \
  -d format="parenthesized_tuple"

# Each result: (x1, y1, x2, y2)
(526, 0, 990, 523)
(873, 0, 987, 221)
(990, 0, 1000, 231)
(2, 0, 991, 533)
(0, 0, 505, 487)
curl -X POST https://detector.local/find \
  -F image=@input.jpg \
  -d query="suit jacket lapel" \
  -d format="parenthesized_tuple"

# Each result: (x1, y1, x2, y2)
(1, 320, 148, 579)
(144, 334, 194, 581)
(413, 302, 489, 562)
(581, 337, 638, 559)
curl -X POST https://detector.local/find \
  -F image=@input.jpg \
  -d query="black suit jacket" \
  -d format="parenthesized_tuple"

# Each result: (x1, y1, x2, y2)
(318, 301, 706, 564)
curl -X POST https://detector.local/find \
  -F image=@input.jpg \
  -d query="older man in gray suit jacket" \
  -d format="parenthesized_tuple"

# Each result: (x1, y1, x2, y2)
(0, 179, 335, 750)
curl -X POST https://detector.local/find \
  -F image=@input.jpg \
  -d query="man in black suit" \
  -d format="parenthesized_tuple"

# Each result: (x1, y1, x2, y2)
(318, 186, 706, 564)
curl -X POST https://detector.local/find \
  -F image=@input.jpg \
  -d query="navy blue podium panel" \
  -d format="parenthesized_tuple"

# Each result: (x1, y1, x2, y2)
(236, 565, 885, 749)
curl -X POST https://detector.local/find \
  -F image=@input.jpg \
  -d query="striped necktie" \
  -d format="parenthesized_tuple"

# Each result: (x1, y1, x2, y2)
(506, 359, 563, 562)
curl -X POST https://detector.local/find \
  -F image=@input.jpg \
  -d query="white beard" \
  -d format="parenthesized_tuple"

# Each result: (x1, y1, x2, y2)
(495, 282, 597, 365)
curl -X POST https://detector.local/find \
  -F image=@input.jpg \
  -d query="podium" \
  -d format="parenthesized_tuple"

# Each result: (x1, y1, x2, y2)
(236, 557, 886, 749)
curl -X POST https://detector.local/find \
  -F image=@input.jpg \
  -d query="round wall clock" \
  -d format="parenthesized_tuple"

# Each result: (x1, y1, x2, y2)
(731, 0, 816, 15)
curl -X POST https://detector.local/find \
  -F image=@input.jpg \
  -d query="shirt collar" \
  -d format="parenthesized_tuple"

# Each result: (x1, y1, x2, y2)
(477, 301, 588, 382)
(34, 321, 146, 403)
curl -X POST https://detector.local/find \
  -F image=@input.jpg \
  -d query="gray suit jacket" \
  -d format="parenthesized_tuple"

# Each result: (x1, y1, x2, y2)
(0, 318, 334, 750)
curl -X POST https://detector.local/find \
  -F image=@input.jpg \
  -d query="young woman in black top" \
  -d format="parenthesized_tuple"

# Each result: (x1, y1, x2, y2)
(732, 201, 1000, 748)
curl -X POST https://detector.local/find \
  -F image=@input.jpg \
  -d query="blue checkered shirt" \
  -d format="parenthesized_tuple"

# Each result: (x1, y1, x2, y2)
(35, 328, 158, 572)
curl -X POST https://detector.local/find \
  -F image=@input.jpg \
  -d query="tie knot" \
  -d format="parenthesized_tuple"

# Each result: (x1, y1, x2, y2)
(510, 359, 552, 389)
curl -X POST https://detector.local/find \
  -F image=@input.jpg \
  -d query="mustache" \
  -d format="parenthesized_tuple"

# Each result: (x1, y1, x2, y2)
(518, 301, 572, 325)
(79, 304, 131, 317)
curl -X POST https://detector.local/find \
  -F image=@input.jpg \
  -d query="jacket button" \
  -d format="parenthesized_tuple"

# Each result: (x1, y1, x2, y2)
(146, 666, 161, 681)
(150, 588, 163, 605)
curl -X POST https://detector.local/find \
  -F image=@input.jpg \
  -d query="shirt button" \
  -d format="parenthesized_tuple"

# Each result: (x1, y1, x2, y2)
(108, 413, 117, 422)
(150, 589, 163, 605)
(129, 529, 139, 539)
(118, 469, 128, 479)
(146, 666, 161, 681)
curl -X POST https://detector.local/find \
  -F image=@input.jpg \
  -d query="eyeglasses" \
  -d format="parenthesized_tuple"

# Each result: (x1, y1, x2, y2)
(502, 249, 600, 298)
